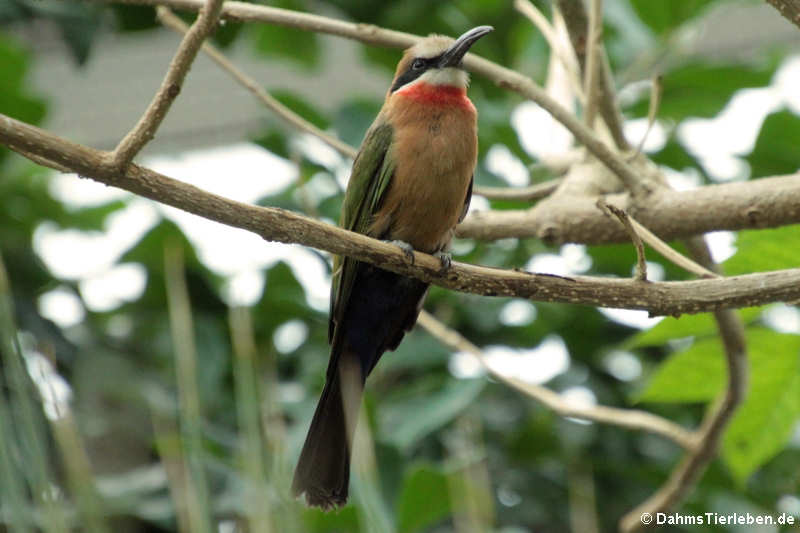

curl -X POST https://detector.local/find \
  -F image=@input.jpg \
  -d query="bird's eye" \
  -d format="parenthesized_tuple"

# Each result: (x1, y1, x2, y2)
(411, 58, 426, 70)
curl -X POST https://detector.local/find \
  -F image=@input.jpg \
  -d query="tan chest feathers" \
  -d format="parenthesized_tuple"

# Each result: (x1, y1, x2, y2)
(370, 111, 477, 253)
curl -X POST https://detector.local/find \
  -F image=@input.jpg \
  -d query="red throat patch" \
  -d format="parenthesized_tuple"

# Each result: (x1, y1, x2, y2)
(396, 82, 476, 112)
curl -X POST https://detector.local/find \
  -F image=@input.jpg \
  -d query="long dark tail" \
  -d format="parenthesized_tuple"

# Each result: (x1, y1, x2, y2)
(292, 263, 429, 509)
(291, 352, 362, 510)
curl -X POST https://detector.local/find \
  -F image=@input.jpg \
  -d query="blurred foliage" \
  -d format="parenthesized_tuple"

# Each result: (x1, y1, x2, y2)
(746, 110, 800, 178)
(629, 0, 716, 35)
(1, 0, 800, 532)
(626, 61, 779, 122)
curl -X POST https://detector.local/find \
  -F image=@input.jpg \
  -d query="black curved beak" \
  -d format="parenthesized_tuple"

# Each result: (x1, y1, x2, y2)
(438, 25, 493, 68)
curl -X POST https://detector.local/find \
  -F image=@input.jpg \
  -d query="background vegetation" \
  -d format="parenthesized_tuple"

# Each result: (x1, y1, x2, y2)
(1, 0, 799, 532)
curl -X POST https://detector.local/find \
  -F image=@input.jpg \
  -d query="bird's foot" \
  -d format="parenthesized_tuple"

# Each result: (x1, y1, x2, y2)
(433, 251, 452, 272)
(386, 240, 415, 265)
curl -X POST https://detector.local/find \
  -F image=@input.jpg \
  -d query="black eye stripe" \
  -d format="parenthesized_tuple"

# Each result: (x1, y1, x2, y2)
(390, 53, 444, 93)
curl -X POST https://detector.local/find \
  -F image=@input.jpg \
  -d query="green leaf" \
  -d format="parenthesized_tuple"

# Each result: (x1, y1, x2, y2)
(253, 129, 291, 160)
(628, 307, 761, 348)
(0, 35, 46, 125)
(53, 4, 101, 65)
(379, 329, 450, 373)
(333, 99, 381, 148)
(301, 504, 360, 532)
(723, 330, 800, 482)
(110, 4, 157, 31)
(637, 335, 725, 403)
(211, 20, 244, 49)
(649, 136, 702, 173)
(745, 110, 800, 178)
(627, 63, 775, 122)
(379, 378, 485, 451)
(637, 328, 800, 404)
(12, 0, 102, 65)
(250, 0, 319, 69)
(396, 464, 451, 533)
(630, 0, 715, 35)
(724, 225, 800, 276)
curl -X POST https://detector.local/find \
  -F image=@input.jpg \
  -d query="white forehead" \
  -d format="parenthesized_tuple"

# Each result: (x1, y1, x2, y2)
(410, 36, 453, 59)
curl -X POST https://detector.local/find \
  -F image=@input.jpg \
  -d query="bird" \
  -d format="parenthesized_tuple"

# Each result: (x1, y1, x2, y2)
(292, 25, 493, 510)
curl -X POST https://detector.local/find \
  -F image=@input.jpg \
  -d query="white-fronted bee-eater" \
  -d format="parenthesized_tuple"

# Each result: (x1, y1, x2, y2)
(292, 25, 493, 510)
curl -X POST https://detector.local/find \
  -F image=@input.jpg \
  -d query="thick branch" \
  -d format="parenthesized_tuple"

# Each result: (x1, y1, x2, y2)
(457, 175, 800, 243)
(2, 114, 800, 315)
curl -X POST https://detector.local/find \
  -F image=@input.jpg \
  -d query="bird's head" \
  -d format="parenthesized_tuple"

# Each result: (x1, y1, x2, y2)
(389, 26, 493, 95)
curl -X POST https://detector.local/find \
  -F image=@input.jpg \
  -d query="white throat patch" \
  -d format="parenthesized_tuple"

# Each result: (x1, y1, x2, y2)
(413, 67, 470, 88)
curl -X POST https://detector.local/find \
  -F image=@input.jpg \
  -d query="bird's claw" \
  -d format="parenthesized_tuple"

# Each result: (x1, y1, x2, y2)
(434, 251, 452, 272)
(387, 240, 415, 265)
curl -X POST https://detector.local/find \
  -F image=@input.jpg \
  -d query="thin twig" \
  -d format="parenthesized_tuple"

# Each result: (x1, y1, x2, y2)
(597, 200, 647, 281)
(473, 179, 561, 201)
(634, 75, 662, 155)
(627, 217, 718, 279)
(2, 114, 800, 315)
(110, 0, 225, 167)
(514, 0, 585, 101)
(416, 312, 695, 449)
(583, 0, 604, 128)
(11, 147, 72, 173)
(157, 7, 357, 160)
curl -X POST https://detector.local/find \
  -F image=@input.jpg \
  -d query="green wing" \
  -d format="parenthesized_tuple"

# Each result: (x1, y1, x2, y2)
(329, 120, 395, 342)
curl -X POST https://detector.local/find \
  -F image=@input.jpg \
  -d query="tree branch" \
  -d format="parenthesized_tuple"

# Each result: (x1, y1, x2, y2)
(765, 0, 800, 29)
(110, 0, 224, 168)
(514, 0, 585, 102)
(457, 174, 800, 244)
(2, 113, 800, 316)
(620, 240, 748, 533)
(597, 200, 647, 281)
(472, 179, 561, 201)
(156, 7, 358, 161)
(557, 0, 630, 150)
(582, 0, 603, 128)
(416, 312, 695, 449)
